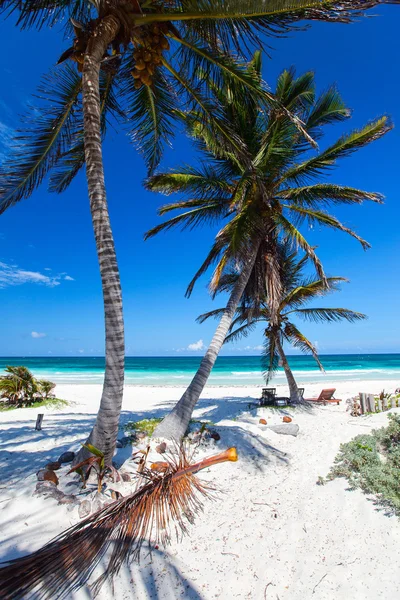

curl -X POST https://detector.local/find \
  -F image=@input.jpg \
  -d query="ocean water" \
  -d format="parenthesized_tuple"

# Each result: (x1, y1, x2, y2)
(1, 355, 400, 386)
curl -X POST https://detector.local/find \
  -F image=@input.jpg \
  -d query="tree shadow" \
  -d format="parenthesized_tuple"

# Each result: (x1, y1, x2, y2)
(0, 510, 204, 600)
(0, 392, 291, 485)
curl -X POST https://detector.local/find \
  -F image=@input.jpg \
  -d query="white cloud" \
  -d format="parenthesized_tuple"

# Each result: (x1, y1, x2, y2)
(0, 261, 73, 288)
(31, 331, 46, 339)
(187, 339, 205, 351)
(64, 275, 75, 281)
(253, 345, 264, 351)
(79, 349, 85, 354)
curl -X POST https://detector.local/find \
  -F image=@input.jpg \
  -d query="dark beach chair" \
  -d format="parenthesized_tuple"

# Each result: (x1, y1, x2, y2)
(260, 388, 276, 406)
(305, 388, 341, 406)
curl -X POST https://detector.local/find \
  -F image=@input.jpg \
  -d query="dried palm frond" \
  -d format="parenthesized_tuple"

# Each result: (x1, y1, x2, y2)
(0, 446, 238, 600)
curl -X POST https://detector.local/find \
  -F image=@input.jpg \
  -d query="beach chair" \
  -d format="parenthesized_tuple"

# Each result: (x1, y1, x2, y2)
(260, 388, 276, 406)
(305, 388, 341, 405)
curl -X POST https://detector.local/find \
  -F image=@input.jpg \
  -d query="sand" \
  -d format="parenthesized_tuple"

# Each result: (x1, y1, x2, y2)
(1, 379, 400, 599)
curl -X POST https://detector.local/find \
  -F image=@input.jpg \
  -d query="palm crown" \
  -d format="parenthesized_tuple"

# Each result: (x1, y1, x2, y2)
(146, 60, 391, 308)
(198, 245, 366, 381)
(0, 0, 396, 212)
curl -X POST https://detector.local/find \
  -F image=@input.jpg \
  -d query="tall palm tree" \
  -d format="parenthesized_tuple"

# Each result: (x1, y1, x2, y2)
(198, 247, 366, 401)
(0, 1, 395, 461)
(145, 64, 391, 439)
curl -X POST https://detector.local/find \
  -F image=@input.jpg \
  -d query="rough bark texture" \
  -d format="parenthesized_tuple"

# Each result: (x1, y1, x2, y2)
(76, 15, 124, 465)
(153, 246, 260, 441)
(275, 336, 302, 404)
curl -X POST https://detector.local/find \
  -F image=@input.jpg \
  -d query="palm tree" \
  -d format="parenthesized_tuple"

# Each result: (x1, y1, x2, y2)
(145, 64, 391, 439)
(0, 366, 38, 405)
(0, 1, 395, 461)
(198, 247, 366, 401)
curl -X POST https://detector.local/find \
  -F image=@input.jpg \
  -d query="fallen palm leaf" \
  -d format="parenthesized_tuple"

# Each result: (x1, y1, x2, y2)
(0, 445, 238, 600)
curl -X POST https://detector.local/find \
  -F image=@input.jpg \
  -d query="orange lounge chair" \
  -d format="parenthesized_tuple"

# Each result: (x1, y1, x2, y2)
(305, 388, 341, 405)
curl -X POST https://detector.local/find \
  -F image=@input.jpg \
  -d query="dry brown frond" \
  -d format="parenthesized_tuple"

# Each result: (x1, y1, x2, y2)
(0, 445, 238, 600)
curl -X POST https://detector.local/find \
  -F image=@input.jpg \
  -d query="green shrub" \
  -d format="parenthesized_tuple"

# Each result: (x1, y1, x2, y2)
(327, 413, 400, 515)
(124, 418, 163, 436)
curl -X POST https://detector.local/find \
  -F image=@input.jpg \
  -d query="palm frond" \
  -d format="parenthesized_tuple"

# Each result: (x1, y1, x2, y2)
(0, 64, 81, 213)
(282, 276, 346, 310)
(281, 116, 393, 184)
(196, 307, 228, 324)
(162, 58, 249, 163)
(261, 328, 280, 384)
(273, 212, 326, 281)
(0, 445, 238, 600)
(284, 205, 371, 249)
(283, 320, 324, 370)
(49, 69, 124, 193)
(224, 320, 259, 343)
(145, 166, 234, 199)
(305, 85, 350, 135)
(144, 199, 231, 239)
(293, 307, 367, 323)
(0, 1, 94, 30)
(280, 183, 384, 207)
(126, 63, 176, 174)
(135, 1, 400, 50)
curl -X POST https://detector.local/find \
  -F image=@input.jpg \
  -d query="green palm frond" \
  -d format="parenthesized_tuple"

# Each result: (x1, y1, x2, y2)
(283, 321, 324, 370)
(171, 34, 277, 107)
(305, 86, 350, 134)
(293, 307, 367, 323)
(0, 0, 94, 30)
(144, 198, 231, 239)
(145, 166, 234, 198)
(261, 328, 280, 383)
(135, 1, 400, 45)
(273, 212, 326, 281)
(0, 64, 81, 213)
(280, 183, 384, 207)
(282, 276, 346, 310)
(49, 69, 123, 193)
(284, 205, 371, 249)
(281, 116, 393, 184)
(275, 67, 315, 110)
(162, 58, 249, 165)
(127, 64, 176, 174)
(224, 320, 259, 343)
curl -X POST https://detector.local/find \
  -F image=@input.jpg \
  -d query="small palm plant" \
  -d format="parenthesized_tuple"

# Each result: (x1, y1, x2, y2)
(146, 63, 390, 438)
(37, 380, 56, 400)
(199, 246, 366, 402)
(0, 366, 38, 405)
(0, 366, 57, 406)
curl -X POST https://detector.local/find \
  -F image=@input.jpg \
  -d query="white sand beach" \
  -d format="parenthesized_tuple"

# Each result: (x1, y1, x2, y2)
(1, 380, 400, 599)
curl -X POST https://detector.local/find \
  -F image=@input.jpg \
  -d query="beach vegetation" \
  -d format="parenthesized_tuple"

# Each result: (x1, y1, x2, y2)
(199, 245, 366, 402)
(69, 443, 121, 493)
(326, 413, 400, 515)
(124, 417, 163, 437)
(0, 366, 60, 409)
(2, 0, 381, 465)
(146, 63, 390, 439)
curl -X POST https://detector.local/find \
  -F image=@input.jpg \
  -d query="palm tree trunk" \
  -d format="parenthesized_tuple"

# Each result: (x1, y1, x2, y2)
(75, 15, 123, 465)
(153, 246, 260, 440)
(275, 336, 302, 404)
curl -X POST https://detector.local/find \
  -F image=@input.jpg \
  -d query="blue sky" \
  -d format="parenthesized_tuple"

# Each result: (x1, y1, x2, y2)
(0, 6, 399, 357)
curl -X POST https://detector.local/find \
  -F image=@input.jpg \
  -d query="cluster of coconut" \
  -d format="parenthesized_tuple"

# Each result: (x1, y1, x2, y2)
(131, 22, 170, 88)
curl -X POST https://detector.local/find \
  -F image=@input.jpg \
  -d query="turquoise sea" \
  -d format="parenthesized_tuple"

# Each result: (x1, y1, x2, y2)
(1, 355, 400, 386)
